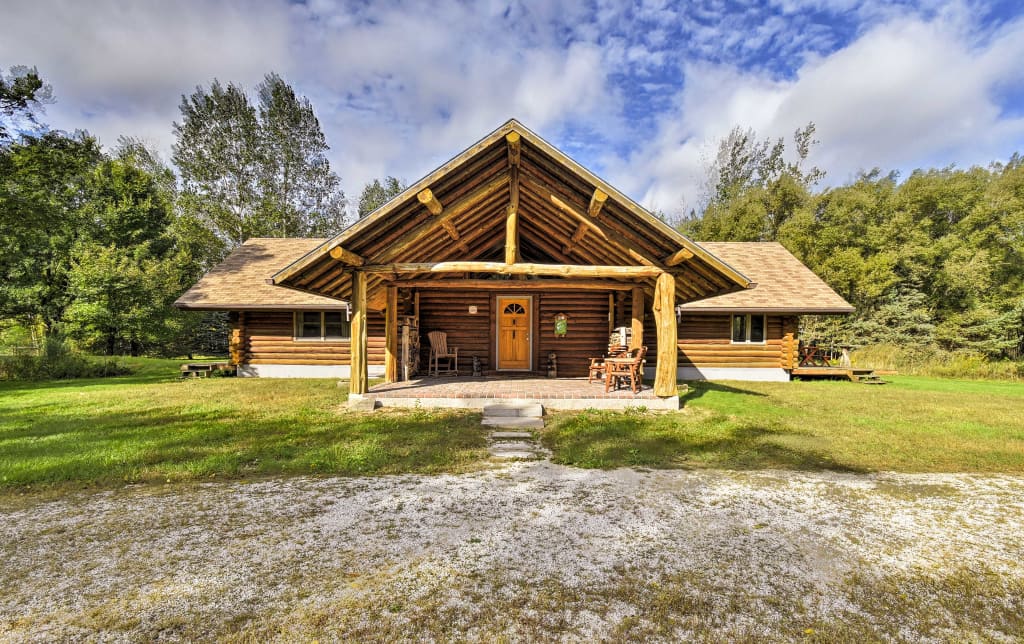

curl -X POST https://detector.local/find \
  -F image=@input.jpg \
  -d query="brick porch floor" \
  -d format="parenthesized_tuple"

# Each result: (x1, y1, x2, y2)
(360, 376, 681, 411)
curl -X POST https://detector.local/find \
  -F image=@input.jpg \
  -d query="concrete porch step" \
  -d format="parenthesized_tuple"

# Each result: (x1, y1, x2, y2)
(481, 417, 544, 430)
(482, 402, 543, 418)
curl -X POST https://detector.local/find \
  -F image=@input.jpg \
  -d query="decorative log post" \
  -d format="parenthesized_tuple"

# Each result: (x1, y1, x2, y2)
(384, 286, 398, 383)
(653, 272, 678, 397)
(630, 286, 644, 349)
(350, 271, 368, 394)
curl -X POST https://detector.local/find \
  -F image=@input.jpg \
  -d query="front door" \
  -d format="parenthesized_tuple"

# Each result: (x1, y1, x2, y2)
(497, 296, 531, 370)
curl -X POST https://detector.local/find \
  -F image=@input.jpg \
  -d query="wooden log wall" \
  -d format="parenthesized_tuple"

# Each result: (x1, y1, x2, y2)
(538, 291, 612, 378)
(672, 314, 790, 369)
(417, 290, 492, 372)
(238, 311, 385, 366)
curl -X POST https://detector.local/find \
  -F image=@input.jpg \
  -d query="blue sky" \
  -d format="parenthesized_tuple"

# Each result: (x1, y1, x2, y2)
(3, 0, 1024, 217)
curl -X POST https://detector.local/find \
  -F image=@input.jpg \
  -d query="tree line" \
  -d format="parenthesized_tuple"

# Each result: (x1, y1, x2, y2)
(682, 124, 1024, 361)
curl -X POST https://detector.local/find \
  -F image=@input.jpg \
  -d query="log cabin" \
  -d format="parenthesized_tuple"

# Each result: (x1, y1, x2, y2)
(175, 119, 852, 396)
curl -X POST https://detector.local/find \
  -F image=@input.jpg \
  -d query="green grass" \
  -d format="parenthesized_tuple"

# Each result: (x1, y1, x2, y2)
(543, 377, 1024, 472)
(0, 358, 487, 491)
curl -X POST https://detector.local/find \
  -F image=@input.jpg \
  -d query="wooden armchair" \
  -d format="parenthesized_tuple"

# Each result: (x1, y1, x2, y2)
(427, 331, 459, 376)
(588, 345, 629, 384)
(605, 346, 647, 394)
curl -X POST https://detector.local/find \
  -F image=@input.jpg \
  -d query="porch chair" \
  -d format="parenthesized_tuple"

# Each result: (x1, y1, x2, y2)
(427, 331, 459, 376)
(605, 346, 647, 394)
(587, 345, 629, 384)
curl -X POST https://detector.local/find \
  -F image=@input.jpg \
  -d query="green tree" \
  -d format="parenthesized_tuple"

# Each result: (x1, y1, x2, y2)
(0, 131, 102, 330)
(173, 73, 346, 259)
(0, 65, 53, 141)
(358, 176, 406, 218)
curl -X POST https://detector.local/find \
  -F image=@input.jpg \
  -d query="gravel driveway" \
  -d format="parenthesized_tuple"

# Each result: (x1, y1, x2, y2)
(2, 463, 1022, 642)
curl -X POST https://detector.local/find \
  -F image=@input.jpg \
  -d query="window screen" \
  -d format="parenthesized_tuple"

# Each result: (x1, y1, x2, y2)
(323, 311, 350, 339)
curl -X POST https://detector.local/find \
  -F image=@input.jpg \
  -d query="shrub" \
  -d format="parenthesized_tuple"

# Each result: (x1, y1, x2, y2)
(852, 344, 1023, 381)
(0, 336, 132, 381)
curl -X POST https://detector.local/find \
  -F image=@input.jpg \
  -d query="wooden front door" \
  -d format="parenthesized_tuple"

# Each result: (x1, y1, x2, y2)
(497, 296, 531, 370)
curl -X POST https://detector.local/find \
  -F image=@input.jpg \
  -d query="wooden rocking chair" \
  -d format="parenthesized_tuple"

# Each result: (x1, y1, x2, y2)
(427, 331, 459, 376)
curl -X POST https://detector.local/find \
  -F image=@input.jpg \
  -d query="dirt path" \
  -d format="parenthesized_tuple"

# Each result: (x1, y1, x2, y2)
(2, 464, 1022, 641)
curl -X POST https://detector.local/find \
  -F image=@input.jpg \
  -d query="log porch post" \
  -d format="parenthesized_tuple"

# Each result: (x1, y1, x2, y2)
(384, 285, 398, 383)
(653, 272, 678, 397)
(350, 271, 368, 394)
(630, 286, 644, 349)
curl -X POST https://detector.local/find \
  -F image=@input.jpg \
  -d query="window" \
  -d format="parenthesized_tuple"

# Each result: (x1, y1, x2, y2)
(295, 311, 351, 341)
(731, 314, 766, 344)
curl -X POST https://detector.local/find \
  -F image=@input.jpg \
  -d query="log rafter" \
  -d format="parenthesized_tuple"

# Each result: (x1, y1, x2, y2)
(361, 261, 665, 278)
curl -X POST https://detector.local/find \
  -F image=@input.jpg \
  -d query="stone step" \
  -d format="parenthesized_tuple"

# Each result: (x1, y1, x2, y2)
(481, 402, 544, 418)
(481, 417, 544, 430)
(490, 431, 534, 440)
(488, 442, 545, 460)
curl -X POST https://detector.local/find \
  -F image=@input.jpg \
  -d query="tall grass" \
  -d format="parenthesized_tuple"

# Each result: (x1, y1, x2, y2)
(0, 336, 130, 381)
(852, 344, 1023, 380)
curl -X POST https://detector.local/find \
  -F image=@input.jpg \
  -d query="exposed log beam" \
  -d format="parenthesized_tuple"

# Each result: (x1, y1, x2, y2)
(362, 261, 665, 278)
(505, 203, 518, 265)
(506, 131, 521, 167)
(561, 223, 588, 255)
(384, 285, 398, 383)
(350, 271, 368, 395)
(329, 245, 365, 266)
(630, 286, 645, 350)
(440, 220, 471, 254)
(588, 188, 608, 218)
(416, 188, 443, 215)
(653, 272, 678, 397)
(376, 173, 510, 263)
(663, 248, 694, 267)
(386, 278, 636, 291)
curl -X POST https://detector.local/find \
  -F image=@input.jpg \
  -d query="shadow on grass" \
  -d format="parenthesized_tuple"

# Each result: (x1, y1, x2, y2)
(542, 411, 864, 473)
(680, 381, 769, 404)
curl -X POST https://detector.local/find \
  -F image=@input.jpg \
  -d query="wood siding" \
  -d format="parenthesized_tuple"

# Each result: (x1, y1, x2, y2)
(675, 314, 798, 369)
(237, 311, 385, 366)
(538, 291, 611, 377)
(417, 290, 492, 372)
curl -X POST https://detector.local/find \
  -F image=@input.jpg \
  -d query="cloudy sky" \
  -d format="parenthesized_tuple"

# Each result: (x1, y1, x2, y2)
(3, 0, 1024, 216)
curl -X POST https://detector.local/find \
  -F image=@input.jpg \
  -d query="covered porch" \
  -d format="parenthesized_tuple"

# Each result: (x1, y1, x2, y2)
(357, 375, 680, 410)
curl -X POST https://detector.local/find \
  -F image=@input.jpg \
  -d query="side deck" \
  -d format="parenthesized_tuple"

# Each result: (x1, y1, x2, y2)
(791, 366, 885, 383)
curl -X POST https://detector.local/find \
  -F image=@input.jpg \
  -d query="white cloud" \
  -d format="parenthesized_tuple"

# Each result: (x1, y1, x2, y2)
(614, 9, 1024, 215)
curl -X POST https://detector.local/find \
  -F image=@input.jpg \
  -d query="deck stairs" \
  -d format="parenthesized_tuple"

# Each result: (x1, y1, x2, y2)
(481, 403, 549, 460)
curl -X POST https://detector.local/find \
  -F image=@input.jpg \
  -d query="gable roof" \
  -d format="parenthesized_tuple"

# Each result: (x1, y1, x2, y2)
(269, 119, 752, 309)
(678, 242, 854, 314)
(174, 238, 346, 310)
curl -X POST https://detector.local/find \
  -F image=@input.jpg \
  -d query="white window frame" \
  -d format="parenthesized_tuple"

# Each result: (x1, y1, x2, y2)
(293, 310, 351, 341)
(730, 314, 767, 345)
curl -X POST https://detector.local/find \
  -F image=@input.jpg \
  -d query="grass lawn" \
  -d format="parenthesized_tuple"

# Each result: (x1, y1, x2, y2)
(542, 377, 1024, 472)
(0, 358, 487, 491)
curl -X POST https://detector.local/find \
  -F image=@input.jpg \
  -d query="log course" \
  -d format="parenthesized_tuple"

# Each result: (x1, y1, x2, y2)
(350, 272, 368, 394)
(652, 272, 677, 397)
(388, 278, 636, 291)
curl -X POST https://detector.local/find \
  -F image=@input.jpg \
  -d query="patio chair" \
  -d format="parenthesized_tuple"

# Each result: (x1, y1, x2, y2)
(605, 346, 647, 394)
(587, 345, 629, 384)
(427, 331, 459, 376)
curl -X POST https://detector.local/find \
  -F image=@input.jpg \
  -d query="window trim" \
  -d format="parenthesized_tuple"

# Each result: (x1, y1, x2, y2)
(293, 311, 352, 342)
(730, 314, 767, 345)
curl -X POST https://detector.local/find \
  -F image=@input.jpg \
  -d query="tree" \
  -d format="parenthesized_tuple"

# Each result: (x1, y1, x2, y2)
(0, 65, 53, 141)
(172, 73, 346, 260)
(358, 176, 406, 218)
(0, 132, 102, 330)
(257, 73, 347, 235)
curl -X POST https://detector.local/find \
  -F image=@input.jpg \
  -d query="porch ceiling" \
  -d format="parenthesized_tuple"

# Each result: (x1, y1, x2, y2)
(270, 119, 752, 310)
